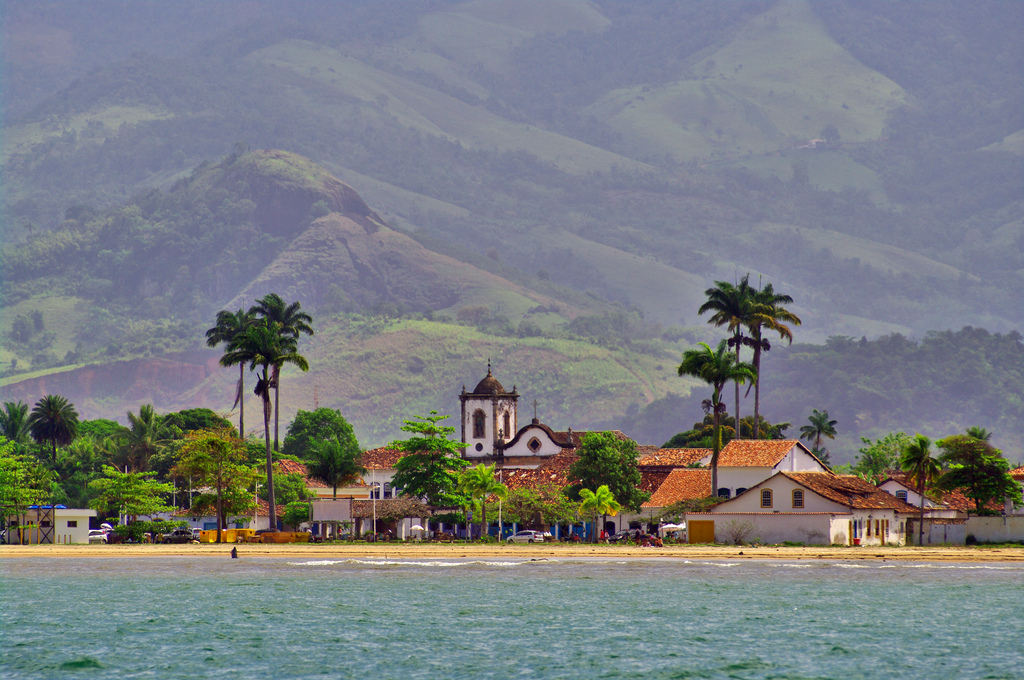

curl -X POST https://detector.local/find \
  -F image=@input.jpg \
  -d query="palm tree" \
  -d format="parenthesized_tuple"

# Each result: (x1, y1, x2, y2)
(115, 404, 172, 472)
(458, 463, 508, 540)
(579, 485, 621, 543)
(0, 401, 31, 446)
(744, 281, 801, 439)
(900, 434, 941, 546)
(678, 339, 757, 496)
(250, 294, 314, 452)
(698, 277, 755, 437)
(965, 426, 992, 442)
(306, 437, 366, 500)
(27, 395, 79, 462)
(222, 319, 309, 529)
(206, 309, 255, 437)
(799, 409, 838, 458)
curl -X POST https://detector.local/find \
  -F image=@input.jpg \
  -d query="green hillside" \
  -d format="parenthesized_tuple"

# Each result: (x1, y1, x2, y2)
(1, 1, 1022, 459)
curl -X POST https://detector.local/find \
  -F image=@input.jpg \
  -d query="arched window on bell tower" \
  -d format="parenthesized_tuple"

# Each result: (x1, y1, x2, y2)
(473, 410, 486, 438)
(503, 412, 511, 440)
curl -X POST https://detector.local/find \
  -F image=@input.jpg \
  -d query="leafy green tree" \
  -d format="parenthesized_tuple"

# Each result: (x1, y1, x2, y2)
(307, 436, 366, 500)
(698, 276, 755, 434)
(283, 408, 359, 459)
(458, 463, 508, 540)
(164, 408, 234, 435)
(77, 418, 124, 441)
(0, 401, 31, 447)
(579, 485, 621, 543)
(27, 394, 79, 462)
(799, 409, 838, 462)
(222, 318, 309, 530)
(899, 434, 941, 546)
(848, 432, 911, 483)
(567, 431, 649, 512)
(501, 483, 578, 528)
(206, 308, 255, 437)
(677, 339, 756, 496)
(663, 414, 789, 448)
(282, 501, 310, 531)
(174, 428, 254, 542)
(0, 441, 47, 527)
(744, 281, 800, 439)
(937, 431, 1021, 513)
(250, 293, 314, 452)
(89, 465, 173, 524)
(389, 412, 469, 507)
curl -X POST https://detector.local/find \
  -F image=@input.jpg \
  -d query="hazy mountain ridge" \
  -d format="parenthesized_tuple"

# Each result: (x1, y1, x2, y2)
(2, 1, 1022, 460)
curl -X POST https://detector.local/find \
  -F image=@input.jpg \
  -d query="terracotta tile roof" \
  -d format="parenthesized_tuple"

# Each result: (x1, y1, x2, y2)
(718, 440, 801, 467)
(642, 469, 712, 508)
(499, 451, 579, 492)
(881, 471, 1003, 512)
(638, 448, 710, 468)
(275, 459, 330, 488)
(351, 498, 432, 519)
(640, 470, 670, 494)
(177, 497, 281, 518)
(1010, 466, 1024, 480)
(784, 472, 918, 512)
(360, 446, 405, 470)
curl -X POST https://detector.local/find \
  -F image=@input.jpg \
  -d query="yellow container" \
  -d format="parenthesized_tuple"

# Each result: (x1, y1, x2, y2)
(199, 530, 218, 543)
(234, 528, 255, 543)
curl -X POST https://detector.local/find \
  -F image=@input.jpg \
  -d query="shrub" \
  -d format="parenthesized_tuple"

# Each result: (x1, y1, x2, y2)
(720, 519, 756, 545)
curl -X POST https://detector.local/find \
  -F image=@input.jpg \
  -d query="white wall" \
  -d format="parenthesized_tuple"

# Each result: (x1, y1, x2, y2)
(699, 512, 837, 546)
(965, 516, 1024, 543)
(501, 425, 564, 457)
(712, 476, 849, 514)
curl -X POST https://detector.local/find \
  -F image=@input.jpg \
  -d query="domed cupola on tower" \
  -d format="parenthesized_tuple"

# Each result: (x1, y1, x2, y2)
(460, 362, 519, 458)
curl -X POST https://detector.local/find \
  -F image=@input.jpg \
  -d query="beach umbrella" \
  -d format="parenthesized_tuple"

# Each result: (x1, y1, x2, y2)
(409, 524, 425, 531)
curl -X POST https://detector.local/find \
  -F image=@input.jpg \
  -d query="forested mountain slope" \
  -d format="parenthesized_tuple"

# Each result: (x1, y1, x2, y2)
(1, 1, 1021, 459)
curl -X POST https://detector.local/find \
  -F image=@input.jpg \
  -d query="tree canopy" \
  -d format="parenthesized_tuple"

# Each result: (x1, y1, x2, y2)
(567, 431, 649, 513)
(389, 412, 468, 508)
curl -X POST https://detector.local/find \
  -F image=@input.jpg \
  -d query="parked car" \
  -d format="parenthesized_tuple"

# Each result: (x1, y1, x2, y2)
(159, 528, 197, 544)
(191, 528, 202, 540)
(506, 530, 546, 544)
(608, 529, 640, 543)
(88, 529, 108, 544)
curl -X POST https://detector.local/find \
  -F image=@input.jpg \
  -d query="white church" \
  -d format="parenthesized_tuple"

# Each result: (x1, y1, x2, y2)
(459, 363, 582, 467)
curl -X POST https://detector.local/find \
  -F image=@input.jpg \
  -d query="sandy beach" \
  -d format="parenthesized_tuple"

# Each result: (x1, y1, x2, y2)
(2, 542, 1022, 562)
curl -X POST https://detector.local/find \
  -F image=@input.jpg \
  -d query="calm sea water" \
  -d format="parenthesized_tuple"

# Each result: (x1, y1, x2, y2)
(2, 556, 1021, 679)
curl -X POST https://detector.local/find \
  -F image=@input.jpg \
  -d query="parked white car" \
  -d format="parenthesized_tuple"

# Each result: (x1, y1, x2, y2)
(88, 530, 108, 544)
(506, 530, 547, 544)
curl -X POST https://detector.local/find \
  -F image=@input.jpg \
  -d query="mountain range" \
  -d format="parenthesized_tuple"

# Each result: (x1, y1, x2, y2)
(2, 0, 1021, 462)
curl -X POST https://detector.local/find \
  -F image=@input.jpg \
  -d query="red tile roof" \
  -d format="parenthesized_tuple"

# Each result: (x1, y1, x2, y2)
(1010, 466, 1024, 481)
(784, 472, 918, 512)
(360, 446, 405, 470)
(177, 497, 281, 518)
(880, 471, 1003, 512)
(638, 448, 710, 468)
(499, 451, 579, 491)
(275, 459, 330, 488)
(718, 440, 801, 467)
(642, 469, 712, 508)
(351, 498, 433, 519)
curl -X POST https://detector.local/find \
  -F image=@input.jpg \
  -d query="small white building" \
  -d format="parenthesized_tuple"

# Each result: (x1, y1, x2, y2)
(711, 440, 830, 499)
(8, 506, 96, 545)
(691, 472, 918, 546)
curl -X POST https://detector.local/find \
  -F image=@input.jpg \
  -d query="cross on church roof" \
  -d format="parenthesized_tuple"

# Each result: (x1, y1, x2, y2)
(532, 399, 539, 420)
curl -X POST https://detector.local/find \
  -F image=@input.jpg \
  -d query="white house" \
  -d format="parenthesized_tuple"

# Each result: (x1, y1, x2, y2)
(877, 474, 960, 519)
(711, 440, 830, 499)
(8, 506, 96, 545)
(689, 472, 918, 546)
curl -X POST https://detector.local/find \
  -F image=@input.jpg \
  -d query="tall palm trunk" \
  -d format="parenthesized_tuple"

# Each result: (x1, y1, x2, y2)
(751, 337, 762, 440)
(260, 368, 277, 530)
(238, 363, 245, 437)
(732, 331, 742, 438)
(711, 412, 721, 498)
(273, 365, 280, 452)
(918, 479, 926, 546)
